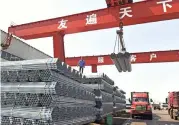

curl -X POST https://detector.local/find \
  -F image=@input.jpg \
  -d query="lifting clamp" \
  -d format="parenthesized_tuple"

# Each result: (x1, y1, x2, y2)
(1, 32, 13, 50)
(116, 22, 126, 52)
(1, 24, 14, 50)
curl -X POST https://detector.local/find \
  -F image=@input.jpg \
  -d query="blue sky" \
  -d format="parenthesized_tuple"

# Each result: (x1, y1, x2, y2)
(1, 0, 179, 102)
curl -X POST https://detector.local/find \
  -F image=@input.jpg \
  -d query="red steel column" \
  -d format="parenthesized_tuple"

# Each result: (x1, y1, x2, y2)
(92, 64, 97, 73)
(53, 33, 65, 62)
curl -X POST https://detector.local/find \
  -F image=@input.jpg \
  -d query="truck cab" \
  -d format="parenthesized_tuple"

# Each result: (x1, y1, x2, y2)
(130, 92, 153, 120)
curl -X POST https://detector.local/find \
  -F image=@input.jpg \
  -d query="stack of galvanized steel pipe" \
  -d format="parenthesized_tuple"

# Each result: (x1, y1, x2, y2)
(1, 58, 126, 125)
(83, 74, 126, 121)
(1, 58, 97, 125)
(113, 87, 126, 112)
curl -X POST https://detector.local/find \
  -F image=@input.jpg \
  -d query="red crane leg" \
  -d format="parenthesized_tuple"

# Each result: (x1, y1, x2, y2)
(65, 50, 179, 66)
(53, 33, 65, 62)
(92, 64, 98, 73)
(8, 0, 179, 39)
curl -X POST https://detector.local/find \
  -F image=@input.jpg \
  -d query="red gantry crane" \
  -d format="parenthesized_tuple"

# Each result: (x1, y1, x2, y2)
(6, 0, 179, 72)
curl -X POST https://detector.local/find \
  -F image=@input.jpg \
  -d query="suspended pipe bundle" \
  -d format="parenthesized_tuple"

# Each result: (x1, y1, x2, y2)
(110, 52, 132, 72)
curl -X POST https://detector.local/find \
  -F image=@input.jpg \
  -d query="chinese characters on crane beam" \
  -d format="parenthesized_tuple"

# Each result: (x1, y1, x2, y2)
(86, 14, 97, 25)
(157, 0, 172, 13)
(131, 55, 137, 62)
(58, 19, 68, 29)
(98, 57, 104, 63)
(120, 7, 133, 19)
(130, 53, 158, 63)
(57, 0, 173, 29)
(150, 53, 157, 61)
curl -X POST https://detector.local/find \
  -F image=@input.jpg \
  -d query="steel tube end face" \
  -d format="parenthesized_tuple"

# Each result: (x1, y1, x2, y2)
(51, 107, 60, 122)
(117, 53, 127, 72)
(124, 52, 132, 72)
(110, 53, 122, 72)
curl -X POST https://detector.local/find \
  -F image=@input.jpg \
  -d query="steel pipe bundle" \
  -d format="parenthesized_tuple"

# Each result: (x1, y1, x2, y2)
(82, 82, 113, 94)
(93, 89, 114, 121)
(38, 95, 95, 107)
(1, 116, 12, 125)
(100, 102, 114, 117)
(1, 58, 83, 82)
(1, 89, 95, 107)
(1, 106, 60, 122)
(83, 74, 126, 121)
(113, 89, 126, 98)
(1, 58, 127, 124)
(101, 91, 113, 102)
(1, 116, 54, 125)
(2, 93, 40, 107)
(110, 52, 132, 72)
(85, 73, 114, 85)
(1, 58, 99, 125)
(113, 87, 126, 114)
(52, 106, 97, 125)
(1, 93, 15, 106)
(12, 117, 23, 125)
(1, 82, 61, 95)
(1, 58, 62, 71)
(114, 96, 126, 104)
(119, 89, 126, 94)
(83, 75, 114, 94)
(1, 71, 95, 101)
(114, 103, 126, 111)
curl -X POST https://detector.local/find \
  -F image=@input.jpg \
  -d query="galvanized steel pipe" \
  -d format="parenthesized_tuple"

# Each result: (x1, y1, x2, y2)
(1, 82, 61, 95)
(1, 106, 60, 122)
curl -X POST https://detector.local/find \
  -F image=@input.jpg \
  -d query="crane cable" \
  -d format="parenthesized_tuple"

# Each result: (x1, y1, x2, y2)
(113, 2, 126, 54)
(118, 22, 126, 52)
(113, 34, 118, 53)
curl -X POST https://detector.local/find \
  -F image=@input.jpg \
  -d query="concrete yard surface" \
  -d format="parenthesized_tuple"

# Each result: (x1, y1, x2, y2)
(113, 110, 179, 125)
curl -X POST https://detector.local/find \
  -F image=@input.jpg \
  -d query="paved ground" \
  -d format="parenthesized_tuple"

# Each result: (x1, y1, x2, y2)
(113, 110, 179, 125)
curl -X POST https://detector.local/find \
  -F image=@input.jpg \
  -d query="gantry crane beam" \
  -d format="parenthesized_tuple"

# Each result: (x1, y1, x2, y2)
(9, 0, 179, 39)
(66, 50, 179, 72)
(7, 0, 179, 63)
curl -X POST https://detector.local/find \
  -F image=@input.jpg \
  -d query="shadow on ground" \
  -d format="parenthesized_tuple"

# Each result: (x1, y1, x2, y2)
(113, 117, 128, 125)
(156, 121, 179, 125)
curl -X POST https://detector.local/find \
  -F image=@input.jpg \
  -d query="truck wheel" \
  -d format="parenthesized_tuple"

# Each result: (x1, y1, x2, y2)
(168, 109, 170, 115)
(170, 110, 173, 119)
(148, 115, 153, 120)
(131, 114, 134, 119)
(173, 111, 178, 120)
(174, 116, 178, 120)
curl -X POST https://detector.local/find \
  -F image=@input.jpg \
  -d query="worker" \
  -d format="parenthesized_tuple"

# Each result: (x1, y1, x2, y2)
(78, 57, 85, 74)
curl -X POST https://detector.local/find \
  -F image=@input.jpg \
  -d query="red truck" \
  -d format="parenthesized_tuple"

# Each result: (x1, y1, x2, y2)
(167, 91, 179, 120)
(130, 92, 153, 120)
